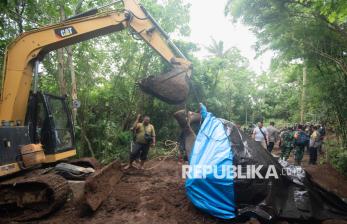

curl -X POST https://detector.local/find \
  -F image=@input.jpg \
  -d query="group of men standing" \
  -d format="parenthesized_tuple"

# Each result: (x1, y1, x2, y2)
(252, 121, 278, 153)
(124, 112, 326, 168)
(252, 121, 326, 165)
(280, 124, 325, 165)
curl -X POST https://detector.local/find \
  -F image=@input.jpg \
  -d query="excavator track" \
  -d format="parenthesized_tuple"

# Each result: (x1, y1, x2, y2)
(0, 171, 70, 221)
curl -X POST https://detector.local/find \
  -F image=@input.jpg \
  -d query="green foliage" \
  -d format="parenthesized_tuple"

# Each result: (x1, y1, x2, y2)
(327, 145, 347, 175)
(1, 0, 346, 175)
(0, 0, 191, 161)
(225, 0, 347, 174)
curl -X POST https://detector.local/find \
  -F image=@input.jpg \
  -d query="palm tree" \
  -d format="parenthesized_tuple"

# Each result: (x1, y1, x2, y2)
(206, 38, 231, 57)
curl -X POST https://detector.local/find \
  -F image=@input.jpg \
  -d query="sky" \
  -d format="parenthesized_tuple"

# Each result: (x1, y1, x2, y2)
(184, 0, 274, 74)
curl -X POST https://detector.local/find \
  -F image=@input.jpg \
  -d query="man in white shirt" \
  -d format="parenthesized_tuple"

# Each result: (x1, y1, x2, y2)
(252, 122, 268, 149)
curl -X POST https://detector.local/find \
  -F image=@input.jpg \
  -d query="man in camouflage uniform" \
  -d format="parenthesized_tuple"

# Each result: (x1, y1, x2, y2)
(293, 124, 308, 165)
(279, 128, 294, 161)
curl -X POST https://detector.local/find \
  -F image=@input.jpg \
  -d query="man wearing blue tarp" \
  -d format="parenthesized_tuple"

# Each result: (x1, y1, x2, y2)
(185, 103, 236, 219)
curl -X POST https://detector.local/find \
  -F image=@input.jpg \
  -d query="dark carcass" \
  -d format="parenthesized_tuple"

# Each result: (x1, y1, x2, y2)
(174, 107, 347, 223)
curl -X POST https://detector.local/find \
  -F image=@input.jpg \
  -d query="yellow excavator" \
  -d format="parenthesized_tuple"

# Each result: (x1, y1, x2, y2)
(0, 0, 191, 220)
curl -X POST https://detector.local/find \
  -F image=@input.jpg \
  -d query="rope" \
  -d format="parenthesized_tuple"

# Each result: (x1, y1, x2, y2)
(145, 140, 179, 170)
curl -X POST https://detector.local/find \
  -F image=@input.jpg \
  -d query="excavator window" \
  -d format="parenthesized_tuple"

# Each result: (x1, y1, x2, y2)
(46, 95, 74, 151)
(25, 93, 75, 155)
(35, 96, 46, 142)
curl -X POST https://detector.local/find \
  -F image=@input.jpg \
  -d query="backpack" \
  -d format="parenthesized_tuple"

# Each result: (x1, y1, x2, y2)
(143, 124, 153, 144)
(294, 131, 308, 146)
(281, 131, 293, 147)
(282, 131, 292, 142)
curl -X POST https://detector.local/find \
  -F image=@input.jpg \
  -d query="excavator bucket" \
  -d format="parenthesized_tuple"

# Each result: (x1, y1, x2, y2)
(83, 161, 123, 211)
(139, 67, 191, 104)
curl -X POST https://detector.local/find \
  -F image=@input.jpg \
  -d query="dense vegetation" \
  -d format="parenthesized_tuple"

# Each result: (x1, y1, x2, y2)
(0, 0, 346, 171)
(224, 0, 347, 172)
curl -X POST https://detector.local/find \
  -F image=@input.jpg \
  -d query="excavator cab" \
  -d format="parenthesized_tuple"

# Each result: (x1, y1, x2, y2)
(0, 91, 74, 177)
(25, 92, 75, 162)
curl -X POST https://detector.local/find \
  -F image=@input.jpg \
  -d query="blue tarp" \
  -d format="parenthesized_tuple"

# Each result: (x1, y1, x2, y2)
(185, 109, 236, 219)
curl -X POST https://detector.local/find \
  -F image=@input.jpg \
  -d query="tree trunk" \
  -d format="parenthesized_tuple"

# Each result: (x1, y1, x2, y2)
(80, 124, 95, 157)
(57, 4, 67, 96)
(300, 65, 307, 123)
(66, 47, 78, 121)
(14, 0, 26, 34)
(66, 0, 84, 122)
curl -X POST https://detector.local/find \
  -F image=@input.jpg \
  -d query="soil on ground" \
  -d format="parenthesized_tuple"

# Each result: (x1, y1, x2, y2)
(29, 159, 220, 224)
(17, 147, 347, 224)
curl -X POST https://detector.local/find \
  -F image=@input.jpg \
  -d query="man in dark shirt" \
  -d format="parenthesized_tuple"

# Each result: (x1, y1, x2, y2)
(125, 114, 156, 170)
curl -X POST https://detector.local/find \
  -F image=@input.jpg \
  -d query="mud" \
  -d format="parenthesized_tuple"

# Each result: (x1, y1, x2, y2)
(33, 159, 219, 224)
(15, 157, 347, 224)
(83, 161, 123, 211)
(304, 164, 347, 199)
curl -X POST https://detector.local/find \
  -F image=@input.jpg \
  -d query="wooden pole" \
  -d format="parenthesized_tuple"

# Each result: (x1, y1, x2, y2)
(66, 47, 77, 122)
(57, 4, 67, 96)
(66, 0, 84, 122)
(300, 65, 307, 123)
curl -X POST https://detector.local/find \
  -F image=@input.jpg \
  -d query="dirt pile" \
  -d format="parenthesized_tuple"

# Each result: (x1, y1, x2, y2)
(14, 157, 347, 224)
(32, 159, 218, 224)
(304, 164, 347, 199)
